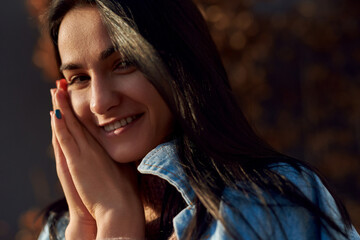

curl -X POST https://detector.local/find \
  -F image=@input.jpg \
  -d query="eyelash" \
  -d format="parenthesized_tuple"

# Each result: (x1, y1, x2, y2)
(114, 60, 134, 71)
(68, 75, 90, 86)
(67, 60, 135, 86)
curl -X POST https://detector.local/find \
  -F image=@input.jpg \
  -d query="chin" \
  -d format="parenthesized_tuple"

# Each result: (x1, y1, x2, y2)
(103, 133, 171, 163)
(107, 143, 152, 163)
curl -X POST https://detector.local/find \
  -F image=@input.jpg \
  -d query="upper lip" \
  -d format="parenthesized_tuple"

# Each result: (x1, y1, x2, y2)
(98, 113, 143, 127)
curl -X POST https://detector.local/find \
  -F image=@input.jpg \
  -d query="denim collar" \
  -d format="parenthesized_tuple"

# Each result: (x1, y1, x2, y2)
(137, 141, 195, 206)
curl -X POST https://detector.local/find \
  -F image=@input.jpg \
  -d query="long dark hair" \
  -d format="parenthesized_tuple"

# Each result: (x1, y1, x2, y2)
(44, 0, 352, 239)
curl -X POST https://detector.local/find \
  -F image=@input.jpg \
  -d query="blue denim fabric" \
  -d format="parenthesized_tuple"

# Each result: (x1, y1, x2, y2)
(39, 141, 360, 240)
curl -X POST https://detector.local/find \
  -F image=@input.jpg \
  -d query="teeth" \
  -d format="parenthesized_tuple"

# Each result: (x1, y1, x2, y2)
(120, 119, 127, 127)
(103, 115, 137, 132)
(114, 121, 121, 129)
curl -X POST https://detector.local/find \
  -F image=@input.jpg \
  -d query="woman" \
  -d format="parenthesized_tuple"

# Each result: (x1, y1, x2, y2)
(39, 0, 360, 239)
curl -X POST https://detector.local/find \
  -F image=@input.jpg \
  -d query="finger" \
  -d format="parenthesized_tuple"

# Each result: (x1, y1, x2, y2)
(51, 78, 66, 110)
(54, 81, 100, 148)
(51, 111, 65, 160)
(54, 88, 87, 146)
(51, 111, 69, 179)
(56, 78, 68, 91)
(52, 105, 82, 162)
(51, 110, 74, 178)
(51, 111, 88, 216)
(50, 88, 57, 111)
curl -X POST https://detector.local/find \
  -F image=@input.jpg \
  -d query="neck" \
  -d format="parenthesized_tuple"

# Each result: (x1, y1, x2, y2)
(140, 174, 167, 239)
(139, 174, 185, 240)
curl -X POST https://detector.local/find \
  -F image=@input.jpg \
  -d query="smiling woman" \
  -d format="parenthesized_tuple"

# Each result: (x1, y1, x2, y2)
(38, 0, 360, 240)
(58, 7, 173, 163)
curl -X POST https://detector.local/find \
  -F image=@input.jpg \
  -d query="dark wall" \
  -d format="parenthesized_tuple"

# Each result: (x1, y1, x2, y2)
(0, 1, 60, 239)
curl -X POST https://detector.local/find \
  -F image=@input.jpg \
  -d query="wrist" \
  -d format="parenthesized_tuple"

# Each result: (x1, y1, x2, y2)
(66, 217, 97, 240)
(95, 208, 145, 239)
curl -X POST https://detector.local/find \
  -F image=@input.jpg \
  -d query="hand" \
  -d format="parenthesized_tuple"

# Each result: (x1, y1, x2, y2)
(51, 87, 96, 240)
(50, 81, 145, 239)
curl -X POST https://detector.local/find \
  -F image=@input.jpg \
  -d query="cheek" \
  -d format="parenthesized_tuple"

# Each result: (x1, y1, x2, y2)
(69, 91, 89, 120)
(158, 103, 174, 136)
(146, 90, 174, 135)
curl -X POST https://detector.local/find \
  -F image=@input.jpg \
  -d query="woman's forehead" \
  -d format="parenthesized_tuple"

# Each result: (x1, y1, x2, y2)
(58, 7, 106, 41)
(58, 7, 113, 62)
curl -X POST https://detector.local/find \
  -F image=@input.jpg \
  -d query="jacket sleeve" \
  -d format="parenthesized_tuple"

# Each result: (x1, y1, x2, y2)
(207, 164, 360, 240)
(37, 213, 68, 240)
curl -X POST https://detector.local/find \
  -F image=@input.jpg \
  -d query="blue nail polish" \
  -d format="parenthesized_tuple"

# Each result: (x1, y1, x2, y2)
(55, 109, 62, 119)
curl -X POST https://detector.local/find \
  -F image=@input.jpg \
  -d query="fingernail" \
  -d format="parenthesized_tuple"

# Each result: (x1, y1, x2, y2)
(55, 109, 62, 119)
(60, 79, 68, 91)
(56, 79, 68, 91)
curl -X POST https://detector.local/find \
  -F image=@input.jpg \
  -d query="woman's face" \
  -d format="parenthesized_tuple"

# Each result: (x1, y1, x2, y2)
(57, 7, 173, 163)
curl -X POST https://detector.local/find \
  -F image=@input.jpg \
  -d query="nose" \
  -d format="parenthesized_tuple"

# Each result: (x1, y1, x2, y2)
(90, 75, 120, 115)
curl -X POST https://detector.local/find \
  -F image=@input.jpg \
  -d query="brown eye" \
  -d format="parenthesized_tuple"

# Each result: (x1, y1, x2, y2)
(117, 61, 130, 69)
(114, 60, 136, 73)
(69, 75, 90, 85)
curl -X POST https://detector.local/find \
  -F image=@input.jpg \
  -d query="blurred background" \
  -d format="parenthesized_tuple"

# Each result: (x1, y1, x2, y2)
(0, 0, 358, 239)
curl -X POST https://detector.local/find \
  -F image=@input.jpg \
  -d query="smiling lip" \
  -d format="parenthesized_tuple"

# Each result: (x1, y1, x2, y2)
(102, 113, 143, 134)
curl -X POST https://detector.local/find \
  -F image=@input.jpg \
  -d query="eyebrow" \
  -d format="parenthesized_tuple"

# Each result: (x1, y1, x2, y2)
(59, 46, 118, 73)
(99, 46, 117, 61)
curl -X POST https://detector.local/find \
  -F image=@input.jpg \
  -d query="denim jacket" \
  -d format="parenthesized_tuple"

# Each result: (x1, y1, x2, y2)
(39, 141, 360, 240)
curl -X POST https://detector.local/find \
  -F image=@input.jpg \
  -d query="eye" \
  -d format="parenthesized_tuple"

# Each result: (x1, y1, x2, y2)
(68, 75, 91, 86)
(113, 60, 136, 74)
